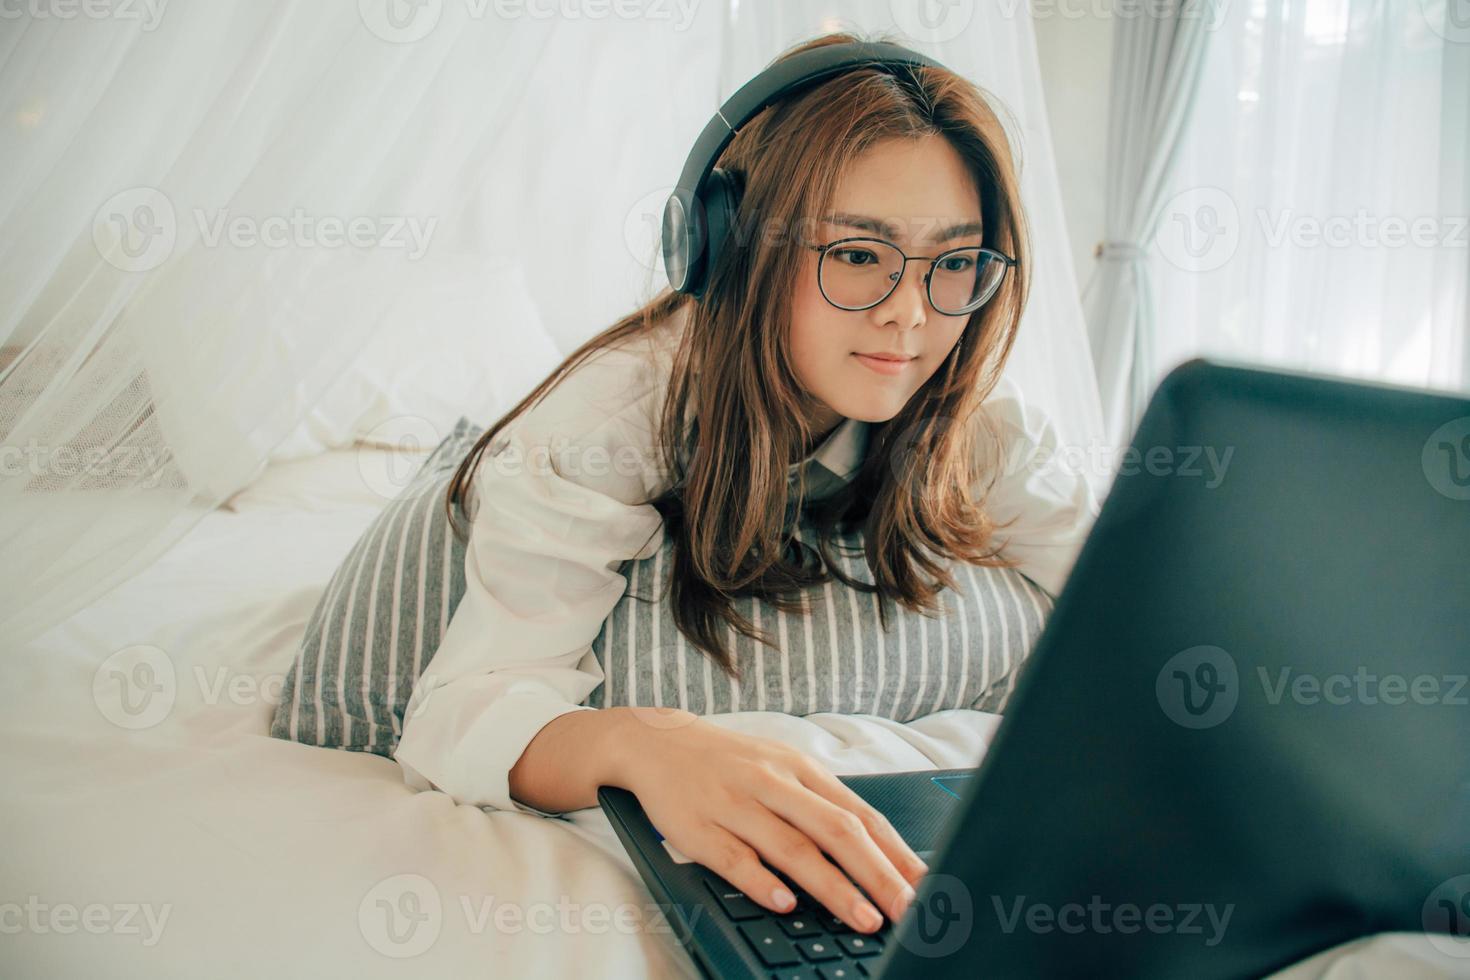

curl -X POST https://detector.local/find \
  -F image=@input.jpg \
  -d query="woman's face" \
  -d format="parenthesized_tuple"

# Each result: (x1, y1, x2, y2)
(789, 134, 984, 438)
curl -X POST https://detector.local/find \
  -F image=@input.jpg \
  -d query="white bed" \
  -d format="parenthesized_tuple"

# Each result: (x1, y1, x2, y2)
(3, 445, 1464, 978)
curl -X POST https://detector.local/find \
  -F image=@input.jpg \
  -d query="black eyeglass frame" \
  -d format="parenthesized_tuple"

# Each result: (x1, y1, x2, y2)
(802, 236, 1018, 316)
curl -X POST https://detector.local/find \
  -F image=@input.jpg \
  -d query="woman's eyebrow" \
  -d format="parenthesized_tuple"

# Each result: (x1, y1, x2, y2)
(823, 211, 984, 242)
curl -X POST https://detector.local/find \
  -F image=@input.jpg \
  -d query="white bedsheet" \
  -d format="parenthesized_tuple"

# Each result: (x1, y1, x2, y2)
(2, 447, 1464, 978)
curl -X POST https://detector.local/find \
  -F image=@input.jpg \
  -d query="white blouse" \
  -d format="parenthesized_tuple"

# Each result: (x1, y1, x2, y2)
(393, 310, 1102, 815)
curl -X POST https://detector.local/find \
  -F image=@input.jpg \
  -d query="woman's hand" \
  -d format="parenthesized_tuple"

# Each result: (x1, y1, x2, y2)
(618, 708, 929, 933)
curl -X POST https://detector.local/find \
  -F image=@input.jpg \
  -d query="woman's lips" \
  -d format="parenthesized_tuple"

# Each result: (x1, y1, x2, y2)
(853, 352, 914, 376)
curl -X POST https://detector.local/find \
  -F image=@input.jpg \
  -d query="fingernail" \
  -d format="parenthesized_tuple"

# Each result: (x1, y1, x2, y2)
(854, 900, 883, 931)
(771, 886, 796, 912)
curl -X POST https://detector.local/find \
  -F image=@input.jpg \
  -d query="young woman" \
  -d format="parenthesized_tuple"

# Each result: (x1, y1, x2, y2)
(395, 32, 1099, 937)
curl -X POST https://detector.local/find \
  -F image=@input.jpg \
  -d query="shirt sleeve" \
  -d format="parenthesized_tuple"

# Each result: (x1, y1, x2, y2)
(970, 374, 1102, 599)
(393, 344, 668, 815)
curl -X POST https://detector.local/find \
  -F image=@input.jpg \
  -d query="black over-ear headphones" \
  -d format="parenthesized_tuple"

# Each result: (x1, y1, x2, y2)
(660, 40, 946, 300)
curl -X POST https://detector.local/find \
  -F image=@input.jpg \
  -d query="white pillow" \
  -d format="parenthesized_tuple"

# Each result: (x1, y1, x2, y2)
(270, 258, 564, 461)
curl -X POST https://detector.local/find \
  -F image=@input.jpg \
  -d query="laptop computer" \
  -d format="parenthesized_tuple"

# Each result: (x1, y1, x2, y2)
(598, 358, 1470, 979)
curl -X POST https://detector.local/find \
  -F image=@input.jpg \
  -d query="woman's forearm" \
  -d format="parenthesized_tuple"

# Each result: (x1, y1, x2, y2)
(508, 705, 687, 813)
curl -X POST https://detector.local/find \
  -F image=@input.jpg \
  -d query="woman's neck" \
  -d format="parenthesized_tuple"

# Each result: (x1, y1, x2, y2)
(798, 404, 845, 459)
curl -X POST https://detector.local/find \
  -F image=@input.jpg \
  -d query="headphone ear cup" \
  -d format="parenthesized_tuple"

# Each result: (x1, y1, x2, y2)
(660, 186, 702, 294)
(694, 167, 745, 299)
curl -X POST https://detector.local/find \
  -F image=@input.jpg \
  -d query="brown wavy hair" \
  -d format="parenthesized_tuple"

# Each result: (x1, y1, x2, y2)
(445, 29, 1031, 679)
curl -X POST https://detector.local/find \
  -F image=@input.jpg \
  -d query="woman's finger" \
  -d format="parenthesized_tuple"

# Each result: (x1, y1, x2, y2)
(752, 771, 915, 931)
(797, 761, 930, 888)
(684, 823, 801, 916)
(714, 802, 886, 934)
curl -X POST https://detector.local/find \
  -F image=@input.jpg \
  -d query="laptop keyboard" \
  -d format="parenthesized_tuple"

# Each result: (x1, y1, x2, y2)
(701, 869, 890, 979)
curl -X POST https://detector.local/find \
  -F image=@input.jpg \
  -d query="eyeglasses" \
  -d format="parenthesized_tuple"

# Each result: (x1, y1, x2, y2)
(803, 237, 1017, 316)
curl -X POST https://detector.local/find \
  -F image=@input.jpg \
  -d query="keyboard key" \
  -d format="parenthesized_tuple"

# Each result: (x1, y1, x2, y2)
(777, 913, 821, 938)
(770, 970, 819, 980)
(795, 936, 842, 961)
(836, 933, 883, 957)
(813, 908, 852, 933)
(818, 960, 863, 980)
(739, 920, 801, 967)
(703, 879, 764, 921)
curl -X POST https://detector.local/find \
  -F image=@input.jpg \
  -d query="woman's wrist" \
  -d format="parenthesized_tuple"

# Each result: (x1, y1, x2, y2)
(597, 706, 700, 792)
(507, 705, 699, 813)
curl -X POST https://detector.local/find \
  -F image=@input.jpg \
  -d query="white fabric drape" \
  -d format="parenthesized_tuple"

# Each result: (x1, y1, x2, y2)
(1080, 0, 1212, 444)
(1149, 0, 1470, 398)
(0, 4, 721, 647)
(2, 1, 1102, 648)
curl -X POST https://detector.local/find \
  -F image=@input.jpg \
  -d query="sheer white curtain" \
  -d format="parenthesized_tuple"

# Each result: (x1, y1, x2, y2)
(1147, 0, 1470, 404)
(0, 3, 720, 647)
(1, 0, 1101, 648)
(1079, 0, 1212, 444)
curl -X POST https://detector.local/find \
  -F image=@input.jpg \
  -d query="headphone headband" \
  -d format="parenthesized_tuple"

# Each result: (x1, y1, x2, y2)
(662, 40, 947, 298)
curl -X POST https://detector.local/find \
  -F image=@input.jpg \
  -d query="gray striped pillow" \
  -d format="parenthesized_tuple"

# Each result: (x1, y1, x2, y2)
(270, 416, 1054, 757)
(270, 417, 482, 755)
(586, 525, 1053, 721)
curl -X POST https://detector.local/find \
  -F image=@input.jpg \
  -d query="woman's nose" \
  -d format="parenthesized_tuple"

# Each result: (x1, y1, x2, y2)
(872, 258, 929, 327)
